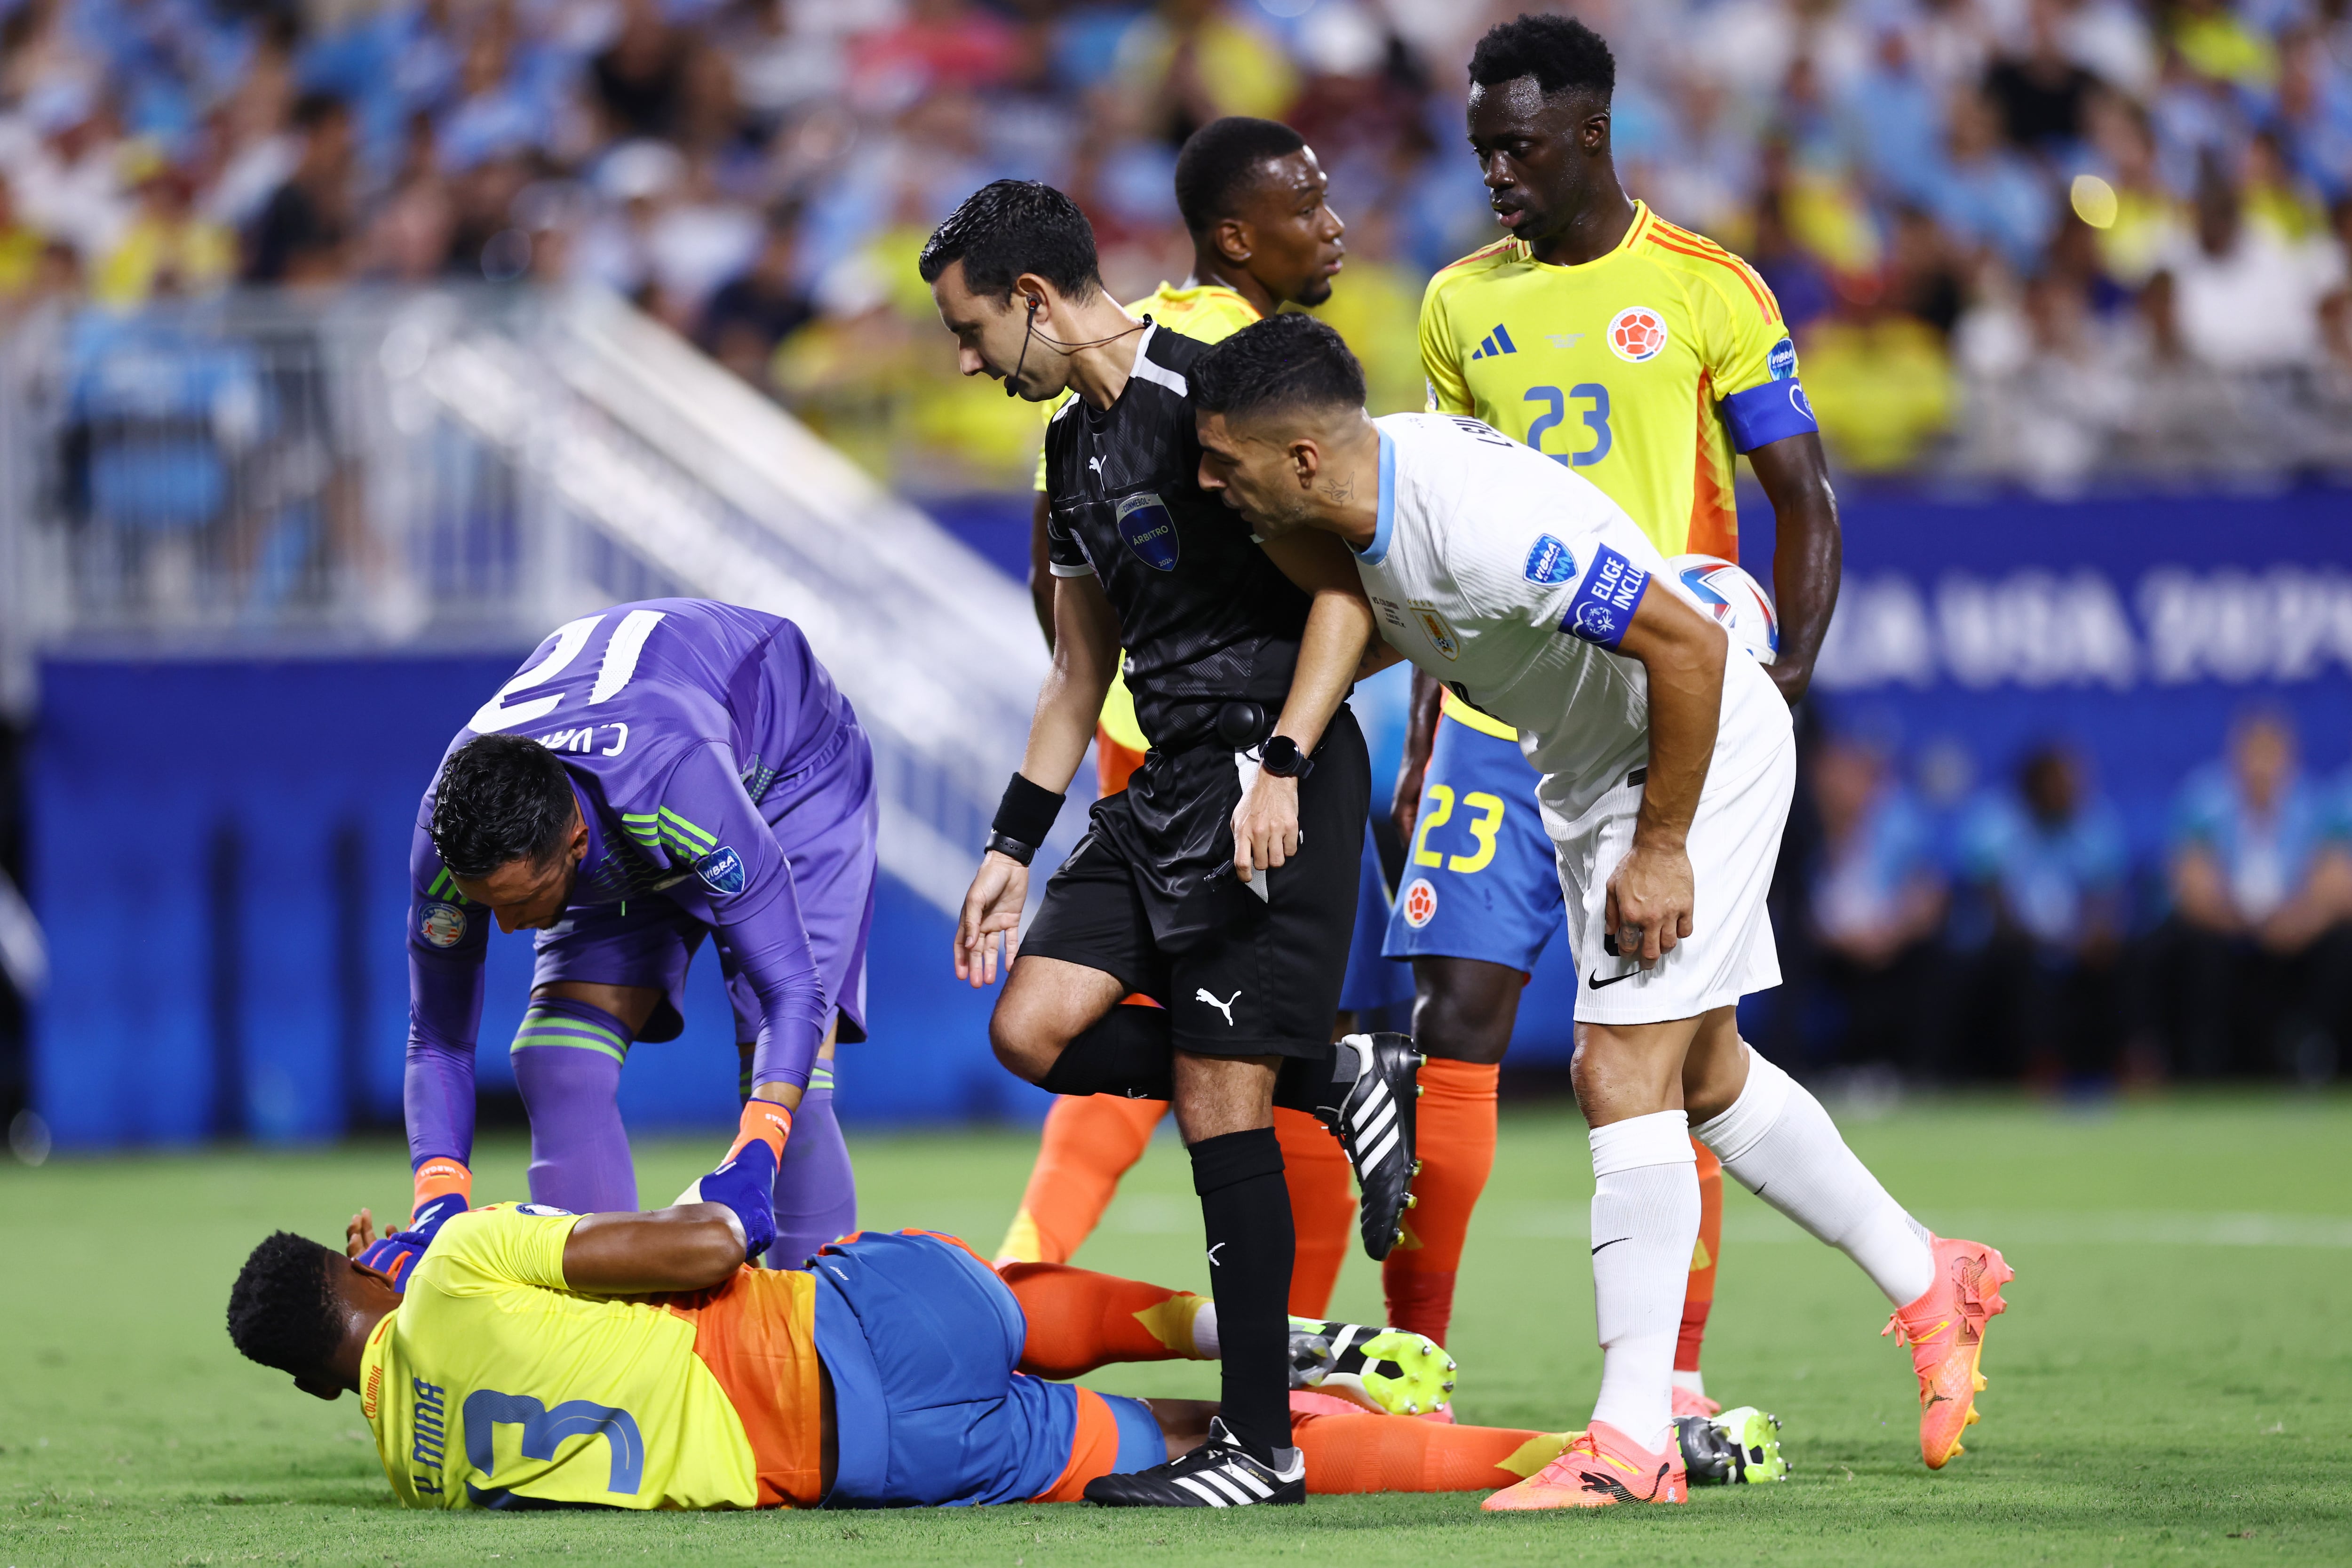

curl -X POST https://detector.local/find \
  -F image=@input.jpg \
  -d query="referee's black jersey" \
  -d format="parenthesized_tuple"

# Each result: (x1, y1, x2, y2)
(1043, 321, 1311, 754)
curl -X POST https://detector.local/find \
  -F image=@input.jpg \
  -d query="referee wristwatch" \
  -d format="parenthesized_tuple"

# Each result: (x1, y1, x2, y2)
(1259, 734, 1314, 780)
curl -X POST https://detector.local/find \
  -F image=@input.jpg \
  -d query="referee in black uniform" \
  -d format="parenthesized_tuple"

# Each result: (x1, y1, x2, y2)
(922, 181, 1421, 1507)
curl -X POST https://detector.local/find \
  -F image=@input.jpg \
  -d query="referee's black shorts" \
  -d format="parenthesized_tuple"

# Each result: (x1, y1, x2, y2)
(1020, 708, 1369, 1060)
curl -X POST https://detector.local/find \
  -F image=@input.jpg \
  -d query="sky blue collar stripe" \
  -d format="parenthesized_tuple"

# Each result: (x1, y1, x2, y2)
(1357, 428, 1398, 565)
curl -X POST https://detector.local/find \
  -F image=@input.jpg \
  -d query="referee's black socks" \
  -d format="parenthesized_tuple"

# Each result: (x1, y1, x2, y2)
(1037, 1005, 1175, 1100)
(1271, 1036, 1355, 1125)
(1188, 1125, 1294, 1464)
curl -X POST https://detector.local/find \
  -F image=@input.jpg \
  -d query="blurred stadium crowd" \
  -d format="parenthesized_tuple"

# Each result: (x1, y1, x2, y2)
(1, 0, 2351, 491)
(1772, 705, 2351, 1089)
(0, 0, 2346, 1148)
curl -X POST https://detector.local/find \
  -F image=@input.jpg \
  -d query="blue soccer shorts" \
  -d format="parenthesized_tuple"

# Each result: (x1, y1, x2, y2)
(807, 1231, 1162, 1507)
(1382, 711, 1561, 976)
(1338, 820, 1414, 1013)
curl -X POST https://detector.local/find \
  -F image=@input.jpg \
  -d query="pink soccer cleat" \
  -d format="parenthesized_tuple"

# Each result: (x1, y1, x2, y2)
(1884, 1235, 2015, 1469)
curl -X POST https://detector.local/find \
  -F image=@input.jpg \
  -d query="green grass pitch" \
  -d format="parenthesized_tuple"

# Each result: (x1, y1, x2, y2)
(3, 1093, 2348, 1566)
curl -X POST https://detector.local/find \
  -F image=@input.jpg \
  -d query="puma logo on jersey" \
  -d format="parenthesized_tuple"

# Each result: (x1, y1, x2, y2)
(1089, 456, 1105, 480)
(1468, 324, 1518, 360)
(1196, 987, 1241, 1026)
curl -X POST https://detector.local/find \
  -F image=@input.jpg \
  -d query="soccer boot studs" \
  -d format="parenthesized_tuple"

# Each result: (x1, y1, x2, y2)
(1288, 1315, 1456, 1416)
(1675, 1406, 1788, 1485)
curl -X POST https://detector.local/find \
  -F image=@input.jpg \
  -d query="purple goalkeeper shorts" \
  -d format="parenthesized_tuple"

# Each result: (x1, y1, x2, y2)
(531, 718, 878, 1044)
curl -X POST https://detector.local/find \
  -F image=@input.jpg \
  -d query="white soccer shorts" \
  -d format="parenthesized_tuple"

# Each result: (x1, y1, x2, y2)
(1543, 728, 1795, 1027)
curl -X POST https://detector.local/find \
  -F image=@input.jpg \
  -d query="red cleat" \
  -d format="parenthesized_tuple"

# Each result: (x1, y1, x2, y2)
(1884, 1235, 2014, 1469)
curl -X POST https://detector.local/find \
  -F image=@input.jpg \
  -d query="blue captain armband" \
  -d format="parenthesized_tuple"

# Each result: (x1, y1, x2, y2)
(1720, 378, 1819, 452)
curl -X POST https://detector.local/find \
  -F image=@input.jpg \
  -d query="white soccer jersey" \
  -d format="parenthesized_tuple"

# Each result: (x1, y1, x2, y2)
(1354, 413, 1791, 825)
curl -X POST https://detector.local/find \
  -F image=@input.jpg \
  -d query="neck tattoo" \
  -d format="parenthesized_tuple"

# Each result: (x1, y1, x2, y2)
(1319, 471, 1354, 504)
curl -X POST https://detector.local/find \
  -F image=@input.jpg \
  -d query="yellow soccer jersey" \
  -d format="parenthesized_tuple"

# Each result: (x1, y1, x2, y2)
(1420, 204, 1815, 743)
(359, 1205, 761, 1511)
(1034, 281, 1264, 753)
(1419, 201, 1816, 564)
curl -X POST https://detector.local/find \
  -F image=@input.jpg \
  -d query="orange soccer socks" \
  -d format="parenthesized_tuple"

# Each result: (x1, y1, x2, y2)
(1001, 1262, 1211, 1379)
(994, 1093, 1168, 1265)
(1275, 1106, 1356, 1317)
(1291, 1411, 1572, 1495)
(1380, 1058, 1500, 1347)
(1676, 1139, 1724, 1388)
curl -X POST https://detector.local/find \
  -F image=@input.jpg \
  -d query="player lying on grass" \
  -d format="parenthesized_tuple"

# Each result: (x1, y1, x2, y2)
(222, 1144, 1664, 1510)
(1188, 314, 2013, 1509)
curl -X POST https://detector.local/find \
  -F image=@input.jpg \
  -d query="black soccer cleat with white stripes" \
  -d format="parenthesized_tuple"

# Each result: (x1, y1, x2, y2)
(1327, 1032, 1422, 1261)
(1082, 1417, 1305, 1508)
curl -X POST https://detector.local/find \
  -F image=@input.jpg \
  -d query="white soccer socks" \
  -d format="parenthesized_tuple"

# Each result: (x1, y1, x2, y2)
(1587, 1110, 1700, 1451)
(1693, 1047, 1935, 1307)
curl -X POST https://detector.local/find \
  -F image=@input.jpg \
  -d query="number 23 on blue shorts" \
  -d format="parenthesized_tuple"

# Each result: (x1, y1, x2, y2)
(1381, 715, 1562, 976)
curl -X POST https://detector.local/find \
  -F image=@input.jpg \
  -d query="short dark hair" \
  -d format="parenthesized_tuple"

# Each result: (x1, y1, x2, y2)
(227, 1232, 343, 1378)
(918, 180, 1100, 304)
(430, 733, 575, 877)
(1469, 14, 1615, 102)
(1174, 117, 1308, 236)
(1191, 313, 1366, 425)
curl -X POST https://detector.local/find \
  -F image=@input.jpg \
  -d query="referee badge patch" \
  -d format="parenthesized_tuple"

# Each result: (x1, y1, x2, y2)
(1115, 493, 1181, 571)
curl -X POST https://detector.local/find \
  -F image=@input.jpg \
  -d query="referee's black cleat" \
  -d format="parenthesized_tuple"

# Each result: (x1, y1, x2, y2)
(1329, 1031, 1422, 1261)
(1084, 1418, 1304, 1507)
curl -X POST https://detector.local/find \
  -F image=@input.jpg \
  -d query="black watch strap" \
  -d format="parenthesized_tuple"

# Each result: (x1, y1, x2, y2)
(985, 831, 1038, 866)
(1260, 734, 1314, 779)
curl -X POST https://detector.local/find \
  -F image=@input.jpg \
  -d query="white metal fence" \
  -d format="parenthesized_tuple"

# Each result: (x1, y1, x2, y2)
(0, 288, 1056, 914)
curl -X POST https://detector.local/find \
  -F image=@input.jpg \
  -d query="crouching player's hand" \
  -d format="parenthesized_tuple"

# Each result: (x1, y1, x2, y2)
(345, 1191, 468, 1293)
(677, 1099, 793, 1264)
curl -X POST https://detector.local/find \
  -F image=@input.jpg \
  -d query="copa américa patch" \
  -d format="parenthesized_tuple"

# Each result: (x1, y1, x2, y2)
(419, 901, 468, 948)
(695, 845, 747, 895)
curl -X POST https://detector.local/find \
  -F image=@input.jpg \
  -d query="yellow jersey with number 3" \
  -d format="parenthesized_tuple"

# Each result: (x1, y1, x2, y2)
(1418, 201, 1815, 740)
(359, 1204, 770, 1511)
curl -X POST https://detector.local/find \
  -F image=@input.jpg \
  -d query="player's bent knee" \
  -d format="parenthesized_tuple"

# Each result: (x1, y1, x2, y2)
(988, 1003, 1065, 1083)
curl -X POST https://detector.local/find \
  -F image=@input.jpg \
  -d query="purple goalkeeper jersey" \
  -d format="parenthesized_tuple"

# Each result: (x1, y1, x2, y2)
(408, 599, 849, 1096)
